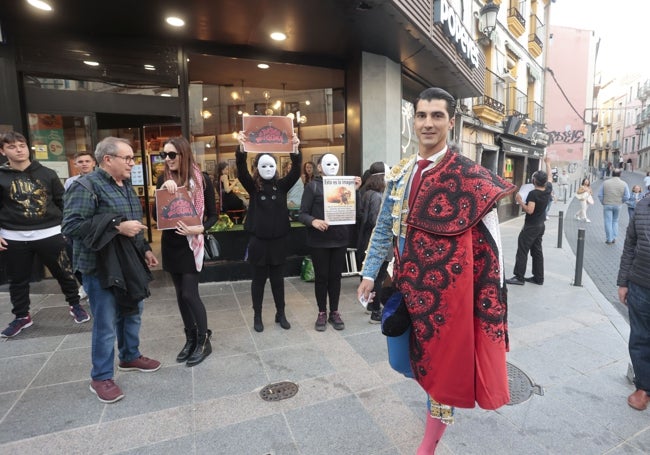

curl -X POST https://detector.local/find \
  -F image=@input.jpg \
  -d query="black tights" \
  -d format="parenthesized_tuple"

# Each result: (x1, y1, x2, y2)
(251, 264, 285, 314)
(311, 246, 346, 313)
(170, 272, 208, 334)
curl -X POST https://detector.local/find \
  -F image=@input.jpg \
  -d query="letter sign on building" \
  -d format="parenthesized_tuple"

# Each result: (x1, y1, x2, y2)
(433, 0, 479, 68)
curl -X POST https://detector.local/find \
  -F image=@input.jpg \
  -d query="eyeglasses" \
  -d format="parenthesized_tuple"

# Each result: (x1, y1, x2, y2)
(159, 151, 179, 160)
(110, 154, 135, 164)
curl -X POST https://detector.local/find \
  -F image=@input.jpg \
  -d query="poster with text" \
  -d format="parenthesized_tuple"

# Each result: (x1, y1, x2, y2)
(242, 115, 293, 153)
(28, 114, 66, 161)
(323, 176, 356, 225)
(155, 187, 201, 230)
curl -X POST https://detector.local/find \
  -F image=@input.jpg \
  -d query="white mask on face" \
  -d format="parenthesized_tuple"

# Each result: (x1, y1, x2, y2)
(257, 154, 277, 180)
(320, 154, 339, 176)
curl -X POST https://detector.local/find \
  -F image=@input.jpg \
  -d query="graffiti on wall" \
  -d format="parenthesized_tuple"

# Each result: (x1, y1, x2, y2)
(547, 129, 585, 145)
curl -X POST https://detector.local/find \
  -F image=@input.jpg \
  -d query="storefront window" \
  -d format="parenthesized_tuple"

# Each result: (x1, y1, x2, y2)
(24, 77, 178, 97)
(186, 55, 345, 179)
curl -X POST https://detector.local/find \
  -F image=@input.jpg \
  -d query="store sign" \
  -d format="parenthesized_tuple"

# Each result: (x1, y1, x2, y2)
(501, 138, 544, 158)
(433, 0, 479, 68)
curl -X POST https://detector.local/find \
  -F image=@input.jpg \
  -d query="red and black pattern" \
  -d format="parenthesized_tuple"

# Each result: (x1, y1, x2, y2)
(407, 151, 516, 235)
(393, 152, 514, 410)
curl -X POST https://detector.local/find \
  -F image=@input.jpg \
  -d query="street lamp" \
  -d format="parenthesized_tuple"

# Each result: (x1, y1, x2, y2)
(479, 0, 500, 38)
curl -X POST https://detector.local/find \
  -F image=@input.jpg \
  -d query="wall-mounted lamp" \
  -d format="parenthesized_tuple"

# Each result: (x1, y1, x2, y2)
(479, 0, 499, 38)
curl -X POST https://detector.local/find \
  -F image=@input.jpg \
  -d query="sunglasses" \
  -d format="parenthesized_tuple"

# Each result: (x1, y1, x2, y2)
(159, 151, 179, 160)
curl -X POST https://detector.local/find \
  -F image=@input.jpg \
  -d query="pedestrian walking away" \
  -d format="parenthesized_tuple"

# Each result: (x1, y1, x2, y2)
(598, 168, 630, 244)
(0, 131, 90, 339)
(357, 87, 516, 454)
(63, 136, 161, 403)
(156, 136, 218, 367)
(236, 132, 302, 333)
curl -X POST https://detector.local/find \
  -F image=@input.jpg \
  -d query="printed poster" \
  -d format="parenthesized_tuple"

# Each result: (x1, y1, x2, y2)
(28, 114, 66, 161)
(242, 115, 293, 153)
(323, 176, 356, 225)
(155, 187, 201, 230)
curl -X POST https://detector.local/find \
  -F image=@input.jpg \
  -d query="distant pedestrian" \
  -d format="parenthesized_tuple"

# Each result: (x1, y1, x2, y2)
(598, 168, 630, 244)
(558, 169, 569, 201)
(626, 185, 644, 221)
(643, 172, 650, 194)
(617, 192, 650, 411)
(506, 170, 550, 286)
(0, 132, 90, 338)
(575, 177, 593, 223)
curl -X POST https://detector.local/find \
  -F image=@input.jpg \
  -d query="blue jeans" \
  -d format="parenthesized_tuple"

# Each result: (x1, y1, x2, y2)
(603, 205, 621, 242)
(628, 282, 650, 391)
(83, 274, 144, 381)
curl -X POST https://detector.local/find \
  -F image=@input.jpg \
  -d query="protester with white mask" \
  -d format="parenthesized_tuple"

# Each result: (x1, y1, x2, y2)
(236, 133, 301, 332)
(299, 154, 361, 331)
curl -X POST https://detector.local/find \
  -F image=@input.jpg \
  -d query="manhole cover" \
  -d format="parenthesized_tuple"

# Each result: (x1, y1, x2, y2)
(259, 381, 299, 402)
(507, 362, 543, 405)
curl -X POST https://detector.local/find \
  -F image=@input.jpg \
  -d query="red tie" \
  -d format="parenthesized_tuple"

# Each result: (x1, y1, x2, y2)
(409, 160, 430, 208)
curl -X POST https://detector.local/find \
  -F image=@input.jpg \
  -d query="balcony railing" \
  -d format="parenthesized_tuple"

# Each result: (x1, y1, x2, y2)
(507, 7, 526, 37)
(528, 15, 544, 57)
(507, 87, 528, 117)
(529, 100, 544, 124)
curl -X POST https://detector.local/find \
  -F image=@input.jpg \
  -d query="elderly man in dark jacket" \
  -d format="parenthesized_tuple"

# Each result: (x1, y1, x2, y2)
(617, 192, 650, 411)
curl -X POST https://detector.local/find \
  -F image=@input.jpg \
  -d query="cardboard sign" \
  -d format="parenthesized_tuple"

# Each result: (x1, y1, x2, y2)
(155, 187, 201, 230)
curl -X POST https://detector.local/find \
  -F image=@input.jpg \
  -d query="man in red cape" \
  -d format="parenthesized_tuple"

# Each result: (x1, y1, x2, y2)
(358, 87, 516, 453)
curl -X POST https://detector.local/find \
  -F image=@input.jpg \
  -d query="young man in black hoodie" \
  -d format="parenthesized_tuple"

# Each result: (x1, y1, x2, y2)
(0, 132, 90, 338)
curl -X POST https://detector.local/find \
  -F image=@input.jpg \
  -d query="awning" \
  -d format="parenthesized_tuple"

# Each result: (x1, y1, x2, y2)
(499, 137, 545, 158)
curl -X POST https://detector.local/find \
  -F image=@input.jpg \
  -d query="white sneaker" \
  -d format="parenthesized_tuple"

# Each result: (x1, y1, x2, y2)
(585, 219, 591, 223)
(78, 285, 87, 300)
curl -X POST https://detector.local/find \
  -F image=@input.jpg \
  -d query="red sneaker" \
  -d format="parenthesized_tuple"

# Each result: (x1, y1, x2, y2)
(118, 355, 161, 372)
(90, 379, 124, 403)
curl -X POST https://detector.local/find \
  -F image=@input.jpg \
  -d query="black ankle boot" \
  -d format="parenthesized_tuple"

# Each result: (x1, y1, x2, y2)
(253, 313, 264, 332)
(186, 330, 212, 367)
(275, 311, 291, 330)
(176, 328, 197, 363)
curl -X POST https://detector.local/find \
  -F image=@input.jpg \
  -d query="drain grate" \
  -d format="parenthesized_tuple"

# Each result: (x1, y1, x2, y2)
(507, 361, 544, 405)
(259, 381, 299, 402)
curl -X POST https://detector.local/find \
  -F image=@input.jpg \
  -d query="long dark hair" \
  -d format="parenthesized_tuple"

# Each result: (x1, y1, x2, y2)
(302, 161, 315, 183)
(162, 136, 196, 186)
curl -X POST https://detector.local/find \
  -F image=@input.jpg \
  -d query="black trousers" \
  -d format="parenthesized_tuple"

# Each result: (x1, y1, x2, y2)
(170, 272, 209, 335)
(311, 246, 346, 313)
(4, 234, 80, 318)
(251, 264, 285, 313)
(513, 223, 545, 281)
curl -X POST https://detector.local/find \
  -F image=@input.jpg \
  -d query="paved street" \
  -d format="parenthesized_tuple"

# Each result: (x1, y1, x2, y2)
(0, 184, 649, 454)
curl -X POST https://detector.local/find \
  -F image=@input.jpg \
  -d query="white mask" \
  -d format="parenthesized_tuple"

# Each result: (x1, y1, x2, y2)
(320, 154, 339, 176)
(257, 154, 277, 180)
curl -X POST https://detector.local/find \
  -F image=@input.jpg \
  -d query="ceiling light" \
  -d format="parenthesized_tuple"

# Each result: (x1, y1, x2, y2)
(144, 64, 156, 71)
(257, 63, 270, 69)
(270, 32, 287, 41)
(305, 100, 311, 106)
(201, 110, 212, 119)
(231, 91, 239, 100)
(160, 93, 172, 97)
(203, 97, 208, 102)
(27, 0, 52, 11)
(83, 60, 99, 67)
(166, 16, 185, 27)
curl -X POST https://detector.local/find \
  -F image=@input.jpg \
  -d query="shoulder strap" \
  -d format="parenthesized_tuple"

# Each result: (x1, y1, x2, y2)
(73, 175, 98, 207)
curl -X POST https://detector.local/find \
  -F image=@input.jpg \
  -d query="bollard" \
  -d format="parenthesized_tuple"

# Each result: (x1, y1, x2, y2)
(557, 211, 563, 248)
(573, 228, 585, 286)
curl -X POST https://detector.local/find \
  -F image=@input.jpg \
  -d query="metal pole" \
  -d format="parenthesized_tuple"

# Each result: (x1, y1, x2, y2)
(557, 211, 563, 248)
(574, 228, 585, 286)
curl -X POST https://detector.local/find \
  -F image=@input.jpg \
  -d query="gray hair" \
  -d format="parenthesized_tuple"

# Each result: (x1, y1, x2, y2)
(95, 137, 132, 163)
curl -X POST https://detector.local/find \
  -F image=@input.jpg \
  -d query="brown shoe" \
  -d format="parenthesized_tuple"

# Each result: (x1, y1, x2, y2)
(627, 389, 650, 410)
(118, 355, 161, 372)
(90, 379, 124, 403)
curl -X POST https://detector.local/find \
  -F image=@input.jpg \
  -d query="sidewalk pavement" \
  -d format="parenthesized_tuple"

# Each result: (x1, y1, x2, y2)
(0, 208, 649, 454)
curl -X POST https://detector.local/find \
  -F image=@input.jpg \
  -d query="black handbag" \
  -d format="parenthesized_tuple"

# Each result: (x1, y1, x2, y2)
(203, 233, 221, 260)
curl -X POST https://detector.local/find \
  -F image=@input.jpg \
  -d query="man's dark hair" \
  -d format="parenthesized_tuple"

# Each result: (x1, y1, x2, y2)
(415, 87, 457, 118)
(612, 168, 622, 177)
(532, 170, 548, 187)
(0, 131, 28, 147)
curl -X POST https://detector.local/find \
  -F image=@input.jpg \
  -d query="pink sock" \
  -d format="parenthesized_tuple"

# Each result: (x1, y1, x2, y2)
(416, 412, 447, 454)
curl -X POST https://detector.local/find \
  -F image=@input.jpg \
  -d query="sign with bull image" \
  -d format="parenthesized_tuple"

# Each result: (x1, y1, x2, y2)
(154, 187, 201, 230)
(322, 176, 357, 225)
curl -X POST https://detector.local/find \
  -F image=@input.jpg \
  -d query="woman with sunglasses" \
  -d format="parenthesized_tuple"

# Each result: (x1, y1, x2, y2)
(236, 132, 301, 332)
(157, 137, 218, 366)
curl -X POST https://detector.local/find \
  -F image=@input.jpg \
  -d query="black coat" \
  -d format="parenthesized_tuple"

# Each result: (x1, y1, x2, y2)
(618, 196, 650, 288)
(83, 213, 152, 314)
